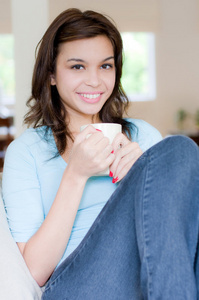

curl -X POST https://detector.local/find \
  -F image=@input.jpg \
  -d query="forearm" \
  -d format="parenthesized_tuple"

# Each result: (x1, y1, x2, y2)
(20, 168, 87, 286)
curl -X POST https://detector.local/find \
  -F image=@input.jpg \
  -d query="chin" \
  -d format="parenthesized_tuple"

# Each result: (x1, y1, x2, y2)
(82, 106, 104, 116)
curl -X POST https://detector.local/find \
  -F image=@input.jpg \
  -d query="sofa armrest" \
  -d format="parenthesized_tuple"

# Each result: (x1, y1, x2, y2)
(0, 177, 42, 300)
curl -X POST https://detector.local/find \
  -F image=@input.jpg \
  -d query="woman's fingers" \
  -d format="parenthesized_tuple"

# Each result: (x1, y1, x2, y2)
(69, 125, 115, 178)
(112, 143, 142, 181)
(75, 125, 102, 144)
(71, 128, 143, 181)
(111, 132, 130, 151)
(110, 133, 143, 182)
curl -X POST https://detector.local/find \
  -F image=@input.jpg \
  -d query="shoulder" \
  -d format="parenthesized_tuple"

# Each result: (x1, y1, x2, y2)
(126, 118, 163, 152)
(7, 126, 53, 152)
(10, 126, 50, 147)
(5, 126, 55, 166)
(3, 126, 56, 191)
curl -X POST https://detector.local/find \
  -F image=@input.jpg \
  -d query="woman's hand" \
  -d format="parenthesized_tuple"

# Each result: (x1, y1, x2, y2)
(109, 133, 143, 183)
(67, 125, 115, 179)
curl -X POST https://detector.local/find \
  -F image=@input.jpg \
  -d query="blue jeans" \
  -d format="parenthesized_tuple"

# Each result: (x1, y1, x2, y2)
(42, 136, 199, 299)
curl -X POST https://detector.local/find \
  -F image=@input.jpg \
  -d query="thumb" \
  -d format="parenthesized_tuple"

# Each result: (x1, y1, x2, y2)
(76, 125, 102, 144)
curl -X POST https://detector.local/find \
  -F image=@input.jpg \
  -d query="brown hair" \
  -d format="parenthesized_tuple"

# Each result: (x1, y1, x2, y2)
(24, 8, 133, 154)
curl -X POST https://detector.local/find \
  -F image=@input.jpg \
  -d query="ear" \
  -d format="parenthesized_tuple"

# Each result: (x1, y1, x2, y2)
(50, 74, 56, 86)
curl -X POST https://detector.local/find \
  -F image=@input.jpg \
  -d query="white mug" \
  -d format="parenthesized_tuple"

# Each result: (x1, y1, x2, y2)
(80, 123, 122, 176)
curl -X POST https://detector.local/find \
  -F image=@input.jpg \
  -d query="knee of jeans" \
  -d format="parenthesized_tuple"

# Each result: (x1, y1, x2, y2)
(139, 135, 198, 178)
(164, 135, 198, 157)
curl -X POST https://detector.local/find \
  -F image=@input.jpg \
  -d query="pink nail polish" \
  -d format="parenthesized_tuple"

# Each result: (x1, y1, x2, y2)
(109, 171, 113, 177)
(112, 176, 119, 183)
(111, 150, 114, 154)
(96, 129, 102, 132)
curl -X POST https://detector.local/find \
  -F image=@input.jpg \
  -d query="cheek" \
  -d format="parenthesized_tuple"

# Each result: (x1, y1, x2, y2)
(107, 73, 116, 94)
(57, 73, 80, 92)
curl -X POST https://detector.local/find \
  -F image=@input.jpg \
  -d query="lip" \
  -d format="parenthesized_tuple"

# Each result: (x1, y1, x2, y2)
(77, 92, 103, 104)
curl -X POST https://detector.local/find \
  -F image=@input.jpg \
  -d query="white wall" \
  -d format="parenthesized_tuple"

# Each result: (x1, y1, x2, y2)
(1, 0, 199, 137)
(11, 0, 48, 136)
(129, 0, 199, 136)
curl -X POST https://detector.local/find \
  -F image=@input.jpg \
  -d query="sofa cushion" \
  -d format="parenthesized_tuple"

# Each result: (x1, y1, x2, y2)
(0, 183, 42, 300)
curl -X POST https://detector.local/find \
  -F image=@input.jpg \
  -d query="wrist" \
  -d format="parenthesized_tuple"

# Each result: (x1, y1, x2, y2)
(63, 165, 88, 186)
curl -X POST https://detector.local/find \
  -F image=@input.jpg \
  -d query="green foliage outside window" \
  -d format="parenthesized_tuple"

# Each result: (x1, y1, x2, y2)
(0, 35, 15, 99)
(121, 32, 155, 101)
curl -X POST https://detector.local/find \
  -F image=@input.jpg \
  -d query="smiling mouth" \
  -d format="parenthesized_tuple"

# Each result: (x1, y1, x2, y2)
(78, 92, 103, 104)
(79, 93, 101, 99)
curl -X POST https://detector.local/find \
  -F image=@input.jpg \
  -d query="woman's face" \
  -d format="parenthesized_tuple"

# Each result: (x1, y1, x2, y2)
(51, 35, 116, 123)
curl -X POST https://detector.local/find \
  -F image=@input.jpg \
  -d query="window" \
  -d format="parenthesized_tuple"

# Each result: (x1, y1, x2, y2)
(0, 35, 15, 110)
(121, 32, 156, 101)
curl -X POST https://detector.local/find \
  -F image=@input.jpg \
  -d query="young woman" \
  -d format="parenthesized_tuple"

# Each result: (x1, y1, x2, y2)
(2, 8, 199, 299)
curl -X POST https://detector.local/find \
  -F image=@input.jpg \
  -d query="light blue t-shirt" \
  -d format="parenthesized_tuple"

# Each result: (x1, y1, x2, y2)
(2, 119, 162, 266)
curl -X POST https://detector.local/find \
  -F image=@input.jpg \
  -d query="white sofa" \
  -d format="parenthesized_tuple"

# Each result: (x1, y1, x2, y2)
(0, 174, 43, 300)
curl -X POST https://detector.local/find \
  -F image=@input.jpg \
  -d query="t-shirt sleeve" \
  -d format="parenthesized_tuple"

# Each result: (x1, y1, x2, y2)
(129, 119, 163, 152)
(2, 138, 44, 242)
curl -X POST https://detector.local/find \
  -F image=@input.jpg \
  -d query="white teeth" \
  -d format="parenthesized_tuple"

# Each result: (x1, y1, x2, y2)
(80, 93, 100, 99)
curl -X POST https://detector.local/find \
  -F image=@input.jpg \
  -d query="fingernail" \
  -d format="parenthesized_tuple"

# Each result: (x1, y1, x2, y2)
(112, 177, 119, 183)
(96, 129, 102, 132)
(109, 171, 113, 177)
(111, 150, 114, 154)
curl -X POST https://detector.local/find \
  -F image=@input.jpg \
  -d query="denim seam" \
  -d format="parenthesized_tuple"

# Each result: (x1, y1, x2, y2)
(142, 153, 154, 299)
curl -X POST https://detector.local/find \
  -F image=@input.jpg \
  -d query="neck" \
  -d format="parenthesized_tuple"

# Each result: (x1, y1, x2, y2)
(67, 114, 102, 136)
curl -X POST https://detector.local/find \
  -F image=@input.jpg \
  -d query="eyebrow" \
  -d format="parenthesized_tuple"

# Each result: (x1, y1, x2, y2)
(67, 56, 114, 63)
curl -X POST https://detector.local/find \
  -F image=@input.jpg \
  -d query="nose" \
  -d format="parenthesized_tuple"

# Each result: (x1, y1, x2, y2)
(85, 68, 101, 87)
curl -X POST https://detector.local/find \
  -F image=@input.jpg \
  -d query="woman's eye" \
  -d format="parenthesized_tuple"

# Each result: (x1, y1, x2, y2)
(101, 64, 113, 70)
(71, 64, 84, 70)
